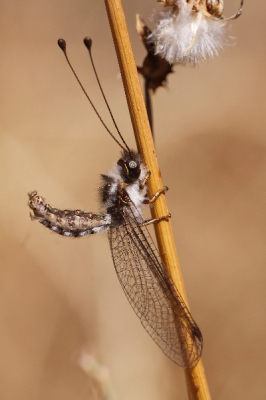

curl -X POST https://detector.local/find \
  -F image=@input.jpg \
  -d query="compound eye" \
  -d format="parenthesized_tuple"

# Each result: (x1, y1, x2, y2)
(126, 159, 141, 180)
(117, 158, 125, 168)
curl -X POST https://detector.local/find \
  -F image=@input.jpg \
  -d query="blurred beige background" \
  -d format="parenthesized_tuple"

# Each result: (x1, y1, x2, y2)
(1, 1, 266, 399)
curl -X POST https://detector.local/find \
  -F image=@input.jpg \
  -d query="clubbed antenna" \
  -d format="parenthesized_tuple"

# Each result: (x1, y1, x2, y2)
(83, 37, 131, 154)
(57, 38, 128, 153)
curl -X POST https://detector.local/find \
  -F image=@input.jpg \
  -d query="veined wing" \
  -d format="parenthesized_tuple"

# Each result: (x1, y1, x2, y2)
(108, 201, 203, 368)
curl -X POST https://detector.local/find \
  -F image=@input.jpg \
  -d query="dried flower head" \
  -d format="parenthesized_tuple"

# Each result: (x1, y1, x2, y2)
(149, 0, 244, 66)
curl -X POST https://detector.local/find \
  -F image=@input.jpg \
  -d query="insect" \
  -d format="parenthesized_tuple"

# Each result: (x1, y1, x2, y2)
(28, 38, 203, 368)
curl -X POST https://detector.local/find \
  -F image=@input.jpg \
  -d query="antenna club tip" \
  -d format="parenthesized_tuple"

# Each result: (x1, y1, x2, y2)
(58, 38, 66, 51)
(83, 37, 92, 51)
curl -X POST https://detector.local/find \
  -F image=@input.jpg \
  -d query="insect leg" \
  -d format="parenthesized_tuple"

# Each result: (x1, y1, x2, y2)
(140, 171, 151, 189)
(143, 186, 169, 205)
(140, 213, 171, 227)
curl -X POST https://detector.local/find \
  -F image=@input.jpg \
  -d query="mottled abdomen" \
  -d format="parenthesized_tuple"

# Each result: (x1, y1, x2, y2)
(28, 191, 111, 237)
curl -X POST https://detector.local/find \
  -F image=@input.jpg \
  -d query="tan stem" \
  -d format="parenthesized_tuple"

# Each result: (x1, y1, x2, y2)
(104, 0, 211, 398)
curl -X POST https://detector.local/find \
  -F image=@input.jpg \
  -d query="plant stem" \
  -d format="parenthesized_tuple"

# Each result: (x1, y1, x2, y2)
(104, 0, 211, 398)
(144, 80, 153, 136)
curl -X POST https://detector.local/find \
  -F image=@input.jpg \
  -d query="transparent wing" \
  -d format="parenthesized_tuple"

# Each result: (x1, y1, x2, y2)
(108, 205, 203, 368)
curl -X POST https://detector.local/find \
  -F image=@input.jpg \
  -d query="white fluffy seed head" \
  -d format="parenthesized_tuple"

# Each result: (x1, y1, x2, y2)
(149, 0, 232, 66)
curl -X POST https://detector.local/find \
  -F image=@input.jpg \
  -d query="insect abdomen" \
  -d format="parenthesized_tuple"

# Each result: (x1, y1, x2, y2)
(28, 191, 111, 237)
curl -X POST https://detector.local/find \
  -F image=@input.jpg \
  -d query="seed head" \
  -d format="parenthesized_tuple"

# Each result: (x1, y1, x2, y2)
(149, 0, 244, 66)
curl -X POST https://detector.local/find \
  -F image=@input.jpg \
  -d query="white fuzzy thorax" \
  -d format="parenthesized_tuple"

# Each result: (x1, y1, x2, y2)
(149, 0, 231, 66)
(104, 161, 148, 217)
(126, 162, 148, 209)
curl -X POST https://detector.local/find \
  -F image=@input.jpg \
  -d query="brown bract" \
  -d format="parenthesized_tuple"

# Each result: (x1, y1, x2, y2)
(157, 1, 230, 19)
(158, 0, 176, 6)
(136, 14, 173, 92)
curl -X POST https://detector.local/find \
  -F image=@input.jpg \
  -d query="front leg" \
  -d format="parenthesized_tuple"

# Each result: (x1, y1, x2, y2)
(140, 171, 169, 205)
(143, 186, 169, 205)
(140, 171, 151, 189)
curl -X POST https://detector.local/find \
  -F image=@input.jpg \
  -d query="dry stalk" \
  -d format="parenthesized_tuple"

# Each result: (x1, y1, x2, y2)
(104, 0, 211, 398)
